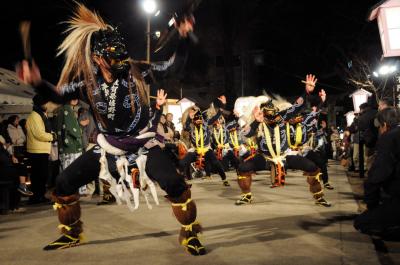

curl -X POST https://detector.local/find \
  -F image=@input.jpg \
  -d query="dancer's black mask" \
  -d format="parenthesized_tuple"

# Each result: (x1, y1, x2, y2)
(92, 28, 130, 76)
(193, 110, 203, 125)
(260, 100, 277, 118)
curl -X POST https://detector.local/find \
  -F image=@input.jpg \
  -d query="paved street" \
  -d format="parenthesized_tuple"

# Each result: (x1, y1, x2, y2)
(1, 162, 399, 265)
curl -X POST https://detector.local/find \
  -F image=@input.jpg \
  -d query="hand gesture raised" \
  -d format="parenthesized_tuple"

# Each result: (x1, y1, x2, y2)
(303, 74, 317, 94)
(218, 95, 226, 105)
(253, 106, 264, 122)
(319, 89, 326, 103)
(156, 89, 167, 107)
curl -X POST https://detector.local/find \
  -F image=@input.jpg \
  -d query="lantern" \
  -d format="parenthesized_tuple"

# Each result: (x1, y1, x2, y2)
(368, 0, 400, 57)
(349, 89, 372, 113)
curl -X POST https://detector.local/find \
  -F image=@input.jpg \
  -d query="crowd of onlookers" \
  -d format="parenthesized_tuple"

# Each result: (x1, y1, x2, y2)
(0, 95, 180, 214)
(333, 97, 400, 240)
(0, 95, 101, 214)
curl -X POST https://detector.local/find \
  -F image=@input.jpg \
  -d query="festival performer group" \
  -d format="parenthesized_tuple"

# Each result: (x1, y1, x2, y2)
(16, 3, 336, 256)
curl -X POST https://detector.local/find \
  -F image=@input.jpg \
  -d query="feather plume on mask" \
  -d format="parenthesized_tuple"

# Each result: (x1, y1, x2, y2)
(234, 91, 292, 127)
(233, 95, 270, 127)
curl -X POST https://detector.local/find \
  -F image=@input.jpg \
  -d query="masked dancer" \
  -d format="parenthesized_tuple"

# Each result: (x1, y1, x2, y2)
(19, 3, 206, 255)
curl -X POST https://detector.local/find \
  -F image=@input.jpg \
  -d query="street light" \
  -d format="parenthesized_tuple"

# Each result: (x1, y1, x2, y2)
(368, 0, 400, 58)
(142, 0, 158, 102)
(373, 64, 398, 77)
(142, 0, 157, 63)
(142, 0, 156, 14)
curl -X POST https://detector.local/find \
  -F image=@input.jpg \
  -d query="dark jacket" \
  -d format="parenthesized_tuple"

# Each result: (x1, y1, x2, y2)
(358, 107, 378, 148)
(364, 126, 400, 209)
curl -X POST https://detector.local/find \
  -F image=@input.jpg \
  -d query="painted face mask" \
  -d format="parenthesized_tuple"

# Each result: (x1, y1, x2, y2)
(92, 28, 130, 76)
(260, 100, 278, 119)
(193, 110, 203, 125)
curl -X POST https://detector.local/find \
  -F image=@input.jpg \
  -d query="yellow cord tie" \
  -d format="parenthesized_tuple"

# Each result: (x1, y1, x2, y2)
(237, 175, 248, 180)
(195, 125, 209, 156)
(241, 192, 252, 197)
(262, 122, 286, 165)
(58, 224, 72, 231)
(57, 219, 80, 231)
(307, 133, 315, 149)
(286, 123, 303, 149)
(247, 138, 257, 150)
(213, 127, 227, 148)
(230, 130, 240, 150)
(171, 198, 192, 211)
(315, 172, 322, 183)
(182, 221, 200, 232)
(313, 190, 323, 196)
(53, 200, 78, 211)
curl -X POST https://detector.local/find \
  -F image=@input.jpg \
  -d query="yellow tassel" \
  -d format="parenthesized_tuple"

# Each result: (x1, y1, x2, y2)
(53, 200, 78, 211)
(313, 190, 323, 196)
(58, 224, 72, 231)
(195, 125, 209, 155)
(182, 221, 200, 232)
(286, 123, 303, 149)
(315, 172, 322, 183)
(171, 198, 192, 211)
(53, 202, 63, 210)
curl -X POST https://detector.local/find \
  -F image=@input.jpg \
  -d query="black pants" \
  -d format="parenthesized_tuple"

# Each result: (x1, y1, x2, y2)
(179, 150, 226, 180)
(305, 150, 329, 183)
(222, 150, 240, 171)
(1, 167, 22, 211)
(56, 146, 187, 199)
(238, 154, 319, 174)
(354, 198, 400, 239)
(28, 153, 49, 202)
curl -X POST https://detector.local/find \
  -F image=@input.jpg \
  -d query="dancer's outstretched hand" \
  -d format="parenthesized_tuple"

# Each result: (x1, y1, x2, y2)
(16, 60, 42, 86)
(319, 89, 326, 103)
(218, 95, 226, 105)
(156, 89, 167, 106)
(253, 106, 264, 122)
(176, 16, 195, 38)
(304, 74, 317, 94)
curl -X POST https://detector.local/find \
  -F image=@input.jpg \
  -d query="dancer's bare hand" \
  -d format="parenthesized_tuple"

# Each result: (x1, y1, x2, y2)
(304, 74, 317, 94)
(156, 89, 167, 106)
(218, 95, 226, 105)
(16, 60, 42, 86)
(175, 16, 195, 38)
(319, 89, 326, 102)
(253, 106, 264, 122)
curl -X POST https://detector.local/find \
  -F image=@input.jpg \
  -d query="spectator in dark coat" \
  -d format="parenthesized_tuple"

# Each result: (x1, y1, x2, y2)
(354, 107, 400, 240)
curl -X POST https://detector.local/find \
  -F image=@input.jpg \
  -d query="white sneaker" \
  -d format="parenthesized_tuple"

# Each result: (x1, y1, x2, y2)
(12, 208, 27, 213)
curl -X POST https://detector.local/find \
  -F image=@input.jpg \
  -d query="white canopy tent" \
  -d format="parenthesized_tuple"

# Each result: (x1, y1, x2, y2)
(0, 67, 35, 116)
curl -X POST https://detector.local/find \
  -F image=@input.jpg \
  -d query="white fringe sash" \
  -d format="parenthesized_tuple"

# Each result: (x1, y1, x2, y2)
(97, 133, 159, 211)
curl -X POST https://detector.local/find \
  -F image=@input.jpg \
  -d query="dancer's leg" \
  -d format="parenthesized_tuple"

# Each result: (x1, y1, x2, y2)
(146, 147, 206, 255)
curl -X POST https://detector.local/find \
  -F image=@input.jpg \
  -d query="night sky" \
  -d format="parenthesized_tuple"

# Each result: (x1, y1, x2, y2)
(0, 0, 383, 106)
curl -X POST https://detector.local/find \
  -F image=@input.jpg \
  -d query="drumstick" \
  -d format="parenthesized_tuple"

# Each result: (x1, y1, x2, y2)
(19, 21, 31, 62)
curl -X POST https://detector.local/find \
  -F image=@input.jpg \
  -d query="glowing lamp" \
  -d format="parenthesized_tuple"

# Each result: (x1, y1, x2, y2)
(368, 0, 400, 57)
